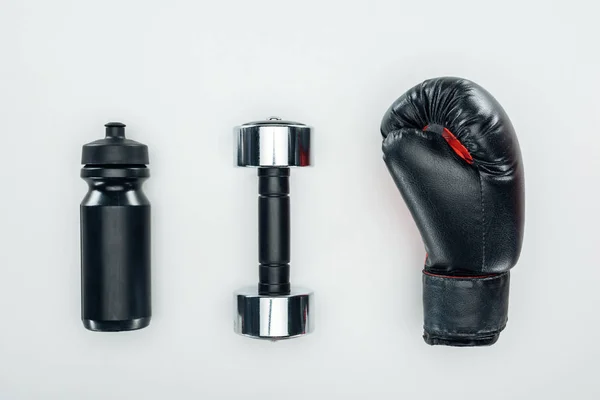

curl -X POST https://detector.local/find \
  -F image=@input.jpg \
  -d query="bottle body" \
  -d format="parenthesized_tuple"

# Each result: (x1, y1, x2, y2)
(80, 167, 151, 331)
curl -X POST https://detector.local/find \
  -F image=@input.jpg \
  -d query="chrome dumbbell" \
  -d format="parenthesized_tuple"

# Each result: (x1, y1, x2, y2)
(233, 117, 314, 340)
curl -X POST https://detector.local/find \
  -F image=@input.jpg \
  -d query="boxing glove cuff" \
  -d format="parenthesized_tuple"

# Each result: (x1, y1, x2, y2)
(422, 271, 510, 347)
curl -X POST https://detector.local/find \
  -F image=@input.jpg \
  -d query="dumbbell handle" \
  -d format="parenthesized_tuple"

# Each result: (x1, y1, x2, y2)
(258, 167, 291, 295)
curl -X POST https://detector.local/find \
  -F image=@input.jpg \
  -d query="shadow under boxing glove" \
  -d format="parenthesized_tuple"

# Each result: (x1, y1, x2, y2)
(381, 77, 524, 346)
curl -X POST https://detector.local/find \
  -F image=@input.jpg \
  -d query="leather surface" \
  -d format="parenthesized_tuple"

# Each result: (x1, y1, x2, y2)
(422, 271, 510, 346)
(381, 77, 524, 275)
(380, 77, 524, 346)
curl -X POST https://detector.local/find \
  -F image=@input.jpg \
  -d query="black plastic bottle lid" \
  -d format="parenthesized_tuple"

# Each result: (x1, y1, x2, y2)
(82, 122, 149, 165)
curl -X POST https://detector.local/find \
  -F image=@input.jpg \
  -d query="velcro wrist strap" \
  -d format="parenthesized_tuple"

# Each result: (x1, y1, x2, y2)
(422, 271, 510, 346)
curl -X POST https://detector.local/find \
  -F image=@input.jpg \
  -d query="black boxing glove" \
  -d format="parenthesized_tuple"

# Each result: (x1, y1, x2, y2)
(381, 77, 525, 346)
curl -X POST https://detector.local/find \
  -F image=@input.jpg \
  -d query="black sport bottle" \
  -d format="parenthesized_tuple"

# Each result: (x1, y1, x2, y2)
(80, 122, 151, 332)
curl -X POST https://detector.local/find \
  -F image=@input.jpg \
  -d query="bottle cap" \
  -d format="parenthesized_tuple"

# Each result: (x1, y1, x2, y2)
(82, 122, 149, 165)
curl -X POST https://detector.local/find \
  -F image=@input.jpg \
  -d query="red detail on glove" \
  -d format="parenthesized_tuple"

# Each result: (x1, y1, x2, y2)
(423, 125, 474, 164)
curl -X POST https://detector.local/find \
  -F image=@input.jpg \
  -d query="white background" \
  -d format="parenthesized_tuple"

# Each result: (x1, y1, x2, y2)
(0, 0, 598, 398)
